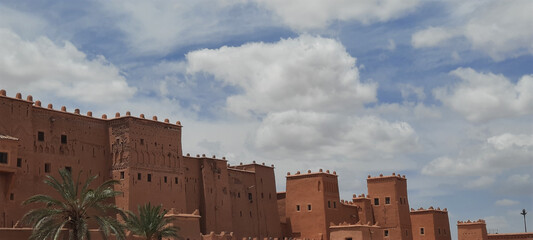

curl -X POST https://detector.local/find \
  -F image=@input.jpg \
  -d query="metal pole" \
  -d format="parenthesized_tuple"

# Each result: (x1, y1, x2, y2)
(521, 209, 528, 233)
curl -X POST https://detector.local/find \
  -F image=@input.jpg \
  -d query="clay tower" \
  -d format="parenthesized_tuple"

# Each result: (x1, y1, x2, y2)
(367, 173, 413, 240)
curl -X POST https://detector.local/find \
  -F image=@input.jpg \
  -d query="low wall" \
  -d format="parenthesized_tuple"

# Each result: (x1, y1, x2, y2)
(488, 233, 533, 240)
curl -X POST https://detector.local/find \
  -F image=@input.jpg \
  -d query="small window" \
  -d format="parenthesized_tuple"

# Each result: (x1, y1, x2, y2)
(0, 152, 7, 164)
(10, 193, 14, 201)
(420, 228, 425, 235)
(137, 173, 142, 180)
(261, 193, 264, 198)
(269, 193, 272, 199)
(333, 201, 336, 208)
(16, 158, 22, 167)
(249, 211, 252, 217)
(164, 176, 167, 183)
(400, 198, 403, 204)
(147, 174, 152, 182)
(65, 166, 72, 173)
(385, 197, 391, 204)
(240, 211, 242, 217)
(44, 163, 51, 173)
(328, 201, 331, 208)
(238, 192, 241, 198)
(175, 177, 178, 184)
(296, 205, 301, 212)
(406, 230, 409, 236)
(374, 198, 380, 205)
(307, 204, 312, 211)
(120, 171, 125, 179)
(140, 139, 144, 145)
(384, 230, 389, 237)
(38, 131, 45, 141)
(438, 228, 441, 235)
(248, 193, 253, 202)
(61, 135, 67, 144)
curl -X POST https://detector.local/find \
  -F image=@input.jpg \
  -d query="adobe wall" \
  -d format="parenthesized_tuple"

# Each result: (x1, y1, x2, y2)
(488, 233, 533, 240)
(352, 195, 374, 225)
(457, 220, 488, 240)
(367, 173, 413, 240)
(410, 207, 451, 240)
(329, 223, 383, 240)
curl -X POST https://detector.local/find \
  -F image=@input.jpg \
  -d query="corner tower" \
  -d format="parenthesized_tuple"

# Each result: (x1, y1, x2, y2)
(367, 173, 413, 240)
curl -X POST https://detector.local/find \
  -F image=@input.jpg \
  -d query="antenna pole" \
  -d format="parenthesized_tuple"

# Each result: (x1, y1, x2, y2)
(521, 209, 528, 233)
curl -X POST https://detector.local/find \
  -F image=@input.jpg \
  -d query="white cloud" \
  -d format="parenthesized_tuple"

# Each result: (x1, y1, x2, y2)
(434, 68, 533, 122)
(0, 28, 136, 104)
(495, 199, 519, 206)
(387, 39, 396, 51)
(253, 111, 418, 160)
(411, 27, 458, 48)
(98, 0, 272, 55)
(411, 0, 533, 60)
(465, 176, 495, 189)
(252, 0, 420, 31)
(186, 35, 377, 117)
(422, 133, 533, 177)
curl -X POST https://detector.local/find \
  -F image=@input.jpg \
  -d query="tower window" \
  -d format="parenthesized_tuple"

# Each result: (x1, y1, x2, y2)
(420, 228, 425, 235)
(384, 230, 389, 237)
(120, 171, 125, 179)
(307, 204, 312, 211)
(140, 139, 144, 145)
(296, 205, 300, 212)
(164, 176, 167, 183)
(438, 228, 441, 234)
(44, 163, 51, 173)
(400, 198, 403, 204)
(374, 198, 380, 205)
(38, 131, 45, 141)
(175, 177, 178, 184)
(10, 193, 14, 200)
(328, 201, 331, 208)
(61, 135, 67, 144)
(65, 166, 72, 173)
(0, 152, 7, 164)
(147, 174, 152, 182)
(333, 201, 336, 208)
(137, 173, 141, 180)
(17, 158, 22, 167)
(385, 197, 391, 204)
(248, 193, 253, 202)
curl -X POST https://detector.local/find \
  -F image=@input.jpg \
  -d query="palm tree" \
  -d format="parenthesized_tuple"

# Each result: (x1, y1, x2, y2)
(21, 168, 126, 240)
(125, 203, 179, 240)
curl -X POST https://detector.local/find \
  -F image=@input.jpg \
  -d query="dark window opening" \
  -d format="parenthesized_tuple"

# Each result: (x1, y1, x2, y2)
(17, 158, 22, 167)
(438, 228, 441, 234)
(238, 192, 240, 198)
(140, 139, 144, 145)
(345, 238, 352, 240)
(420, 228, 425, 235)
(328, 201, 331, 208)
(261, 193, 264, 198)
(44, 163, 51, 173)
(307, 204, 312, 211)
(175, 177, 178, 184)
(147, 174, 152, 182)
(137, 173, 142, 180)
(249, 211, 252, 217)
(240, 211, 242, 217)
(164, 176, 167, 183)
(269, 193, 272, 199)
(385, 197, 391, 204)
(374, 198, 380, 205)
(61, 135, 67, 144)
(65, 166, 72, 173)
(333, 201, 336, 208)
(10, 193, 14, 201)
(120, 171, 125, 179)
(400, 198, 403, 204)
(384, 230, 389, 237)
(248, 193, 253, 202)
(0, 152, 7, 164)
(38, 131, 45, 141)
(296, 205, 300, 211)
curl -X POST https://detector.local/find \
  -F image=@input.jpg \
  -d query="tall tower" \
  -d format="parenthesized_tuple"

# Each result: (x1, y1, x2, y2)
(410, 207, 451, 240)
(367, 173, 413, 240)
(284, 169, 341, 240)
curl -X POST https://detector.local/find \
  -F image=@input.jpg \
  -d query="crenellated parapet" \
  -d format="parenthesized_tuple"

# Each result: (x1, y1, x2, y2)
(0, 89, 182, 127)
(367, 172, 407, 182)
(410, 206, 448, 213)
(457, 219, 486, 225)
(286, 168, 337, 179)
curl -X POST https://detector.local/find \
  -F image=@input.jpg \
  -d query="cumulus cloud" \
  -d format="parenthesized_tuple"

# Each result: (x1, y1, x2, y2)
(186, 35, 377, 116)
(0, 28, 136, 104)
(411, 0, 533, 59)
(422, 133, 533, 177)
(495, 199, 519, 206)
(251, 0, 420, 31)
(434, 68, 533, 122)
(253, 111, 418, 159)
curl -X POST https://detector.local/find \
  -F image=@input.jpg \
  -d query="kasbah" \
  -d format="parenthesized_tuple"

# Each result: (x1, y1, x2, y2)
(0, 89, 531, 240)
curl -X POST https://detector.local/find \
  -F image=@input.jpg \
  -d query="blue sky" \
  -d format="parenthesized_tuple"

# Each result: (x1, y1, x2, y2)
(0, 0, 532, 237)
